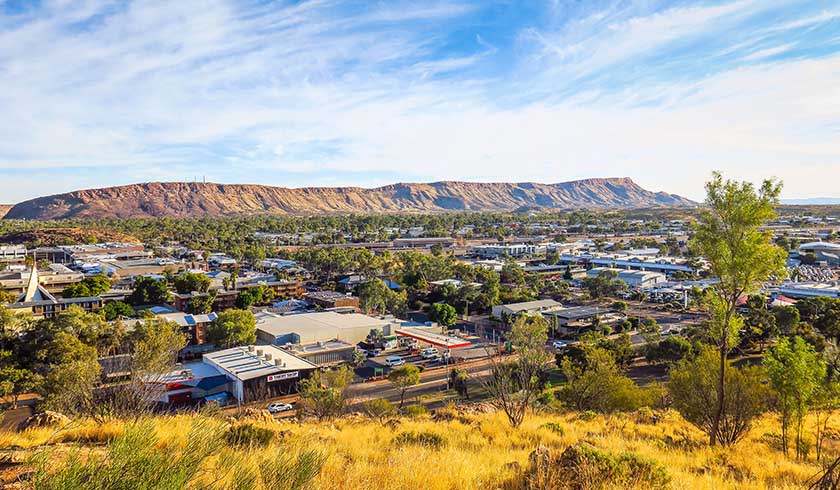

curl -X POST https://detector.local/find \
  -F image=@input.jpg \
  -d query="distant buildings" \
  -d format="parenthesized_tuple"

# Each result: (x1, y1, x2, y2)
(5, 264, 102, 318)
(472, 243, 545, 259)
(798, 242, 840, 266)
(586, 267, 666, 288)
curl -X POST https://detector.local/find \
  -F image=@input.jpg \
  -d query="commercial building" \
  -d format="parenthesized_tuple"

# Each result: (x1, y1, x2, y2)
(491, 299, 563, 319)
(799, 242, 840, 265)
(289, 340, 357, 365)
(255, 311, 392, 346)
(203, 345, 318, 403)
(151, 362, 235, 405)
(392, 237, 455, 249)
(0, 263, 84, 296)
(4, 265, 101, 318)
(586, 267, 666, 288)
(304, 291, 360, 310)
(558, 253, 694, 275)
(472, 243, 545, 259)
(772, 282, 840, 299)
(0, 245, 26, 264)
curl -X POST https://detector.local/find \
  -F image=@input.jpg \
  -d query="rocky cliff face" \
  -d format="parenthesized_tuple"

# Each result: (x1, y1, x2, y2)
(4, 178, 695, 219)
(0, 205, 10, 219)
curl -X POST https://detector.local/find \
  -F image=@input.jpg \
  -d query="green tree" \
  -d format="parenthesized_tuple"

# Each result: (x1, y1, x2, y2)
(358, 278, 391, 315)
(764, 336, 826, 459)
(298, 366, 353, 420)
(387, 364, 421, 410)
(482, 314, 551, 427)
(429, 303, 457, 327)
(130, 318, 188, 375)
(128, 276, 171, 306)
(691, 172, 786, 446)
(186, 291, 216, 314)
(173, 272, 211, 294)
(62, 275, 111, 298)
(559, 346, 646, 412)
(450, 367, 469, 399)
(669, 345, 769, 446)
(102, 301, 134, 321)
(207, 309, 256, 348)
(645, 335, 693, 365)
(0, 366, 42, 409)
(774, 305, 801, 335)
(41, 332, 101, 416)
(235, 287, 263, 309)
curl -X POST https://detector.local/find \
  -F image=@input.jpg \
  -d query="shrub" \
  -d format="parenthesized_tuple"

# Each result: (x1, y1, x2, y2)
(224, 423, 275, 447)
(404, 404, 427, 417)
(362, 398, 396, 425)
(522, 443, 670, 490)
(540, 422, 565, 436)
(393, 430, 446, 449)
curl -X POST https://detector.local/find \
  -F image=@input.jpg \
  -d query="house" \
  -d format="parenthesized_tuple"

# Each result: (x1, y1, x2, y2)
(491, 299, 562, 319)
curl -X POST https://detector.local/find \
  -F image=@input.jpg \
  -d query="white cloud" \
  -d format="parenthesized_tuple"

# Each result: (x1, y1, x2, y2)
(0, 0, 838, 203)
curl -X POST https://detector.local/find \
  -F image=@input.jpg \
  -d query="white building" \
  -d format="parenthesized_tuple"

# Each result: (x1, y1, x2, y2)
(587, 267, 666, 288)
(492, 299, 563, 319)
(472, 243, 545, 259)
(255, 311, 393, 346)
(772, 281, 840, 299)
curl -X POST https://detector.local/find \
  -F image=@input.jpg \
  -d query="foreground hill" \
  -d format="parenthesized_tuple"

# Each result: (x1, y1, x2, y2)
(0, 408, 823, 489)
(4, 178, 695, 219)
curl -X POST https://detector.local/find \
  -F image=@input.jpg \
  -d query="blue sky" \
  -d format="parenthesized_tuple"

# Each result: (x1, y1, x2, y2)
(0, 0, 838, 202)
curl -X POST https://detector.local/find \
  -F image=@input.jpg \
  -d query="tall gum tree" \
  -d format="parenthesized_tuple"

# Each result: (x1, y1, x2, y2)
(691, 172, 786, 446)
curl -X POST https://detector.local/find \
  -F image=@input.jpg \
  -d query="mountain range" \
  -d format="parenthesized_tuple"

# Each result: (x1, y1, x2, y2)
(1, 178, 695, 220)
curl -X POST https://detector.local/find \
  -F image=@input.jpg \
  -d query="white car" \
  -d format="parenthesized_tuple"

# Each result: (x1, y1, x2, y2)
(552, 341, 568, 350)
(420, 348, 438, 359)
(385, 355, 405, 367)
(267, 402, 294, 414)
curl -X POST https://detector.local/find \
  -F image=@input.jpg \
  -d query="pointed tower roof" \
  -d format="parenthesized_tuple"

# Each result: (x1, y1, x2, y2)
(16, 262, 56, 303)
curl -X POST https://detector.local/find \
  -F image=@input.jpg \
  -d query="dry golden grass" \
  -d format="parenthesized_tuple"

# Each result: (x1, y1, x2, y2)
(2, 407, 837, 490)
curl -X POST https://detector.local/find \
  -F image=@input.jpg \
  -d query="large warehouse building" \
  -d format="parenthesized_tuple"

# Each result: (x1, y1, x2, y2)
(255, 311, 393, 346)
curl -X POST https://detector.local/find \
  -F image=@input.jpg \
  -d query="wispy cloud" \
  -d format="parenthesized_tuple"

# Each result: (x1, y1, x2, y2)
(0, 0, 838, 202)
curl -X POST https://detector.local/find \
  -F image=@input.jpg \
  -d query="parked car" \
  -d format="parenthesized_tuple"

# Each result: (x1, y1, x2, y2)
(420, 348, 438, 359)
(385, 355, 405, 367)
(267, 402, 294, 414)
(366, 348, 382, 358)
(552, 341, 568, 350)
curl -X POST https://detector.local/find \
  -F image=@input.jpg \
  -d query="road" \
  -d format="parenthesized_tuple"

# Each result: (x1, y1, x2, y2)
(346, 356, 496, 407)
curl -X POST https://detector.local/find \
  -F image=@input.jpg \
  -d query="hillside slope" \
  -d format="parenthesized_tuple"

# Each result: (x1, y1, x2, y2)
(4, 178, 695, 219)
(0, 205, 10, 219)
(0, 409, 825, 489)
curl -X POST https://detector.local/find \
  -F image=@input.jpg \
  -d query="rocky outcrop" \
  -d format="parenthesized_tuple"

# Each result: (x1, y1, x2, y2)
(4, 178, 695, 220)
